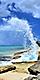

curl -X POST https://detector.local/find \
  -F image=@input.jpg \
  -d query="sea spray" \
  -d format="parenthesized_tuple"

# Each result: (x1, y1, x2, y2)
(8, 17, 39, 62)
(23, 19, 38, 61)
(0, 17, 39, 66)
(23, 21, 39, 61)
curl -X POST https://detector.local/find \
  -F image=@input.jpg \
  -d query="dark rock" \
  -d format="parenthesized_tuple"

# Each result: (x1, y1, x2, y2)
(13, 56, 21, 59)
(14, 52, 24, 55)
(28, 68, 38, 75)
(14, 48, 31, 56)
(36, 41, 40, 47)
(24, 76, 37, 80)
(28, 61, 40, 75)
(24, 76, 33, 80)
(38, 56, 40, 60)
(0, 56, 12, 61)
(0, 66, 16, 74)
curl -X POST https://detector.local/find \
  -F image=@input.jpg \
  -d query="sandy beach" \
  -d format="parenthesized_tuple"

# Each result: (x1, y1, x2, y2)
(0, 62, 36, 80)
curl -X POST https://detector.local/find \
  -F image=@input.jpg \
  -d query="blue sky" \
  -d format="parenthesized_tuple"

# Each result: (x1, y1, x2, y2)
(0, 0, 40, 45)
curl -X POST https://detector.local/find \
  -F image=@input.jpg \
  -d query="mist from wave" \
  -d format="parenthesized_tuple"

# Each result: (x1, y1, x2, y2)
(0, 17, 39, 66)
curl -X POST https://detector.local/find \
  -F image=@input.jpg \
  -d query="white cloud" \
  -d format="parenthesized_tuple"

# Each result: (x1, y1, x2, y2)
(0, 0, 40, 18)
(15, 0, 40, 18)
(7, 17, 30, 30)
(0, 1, 10, 17)
(8, 17, 38, 45)
(1, 17, 30, 31)
(1, 17, 36, 46)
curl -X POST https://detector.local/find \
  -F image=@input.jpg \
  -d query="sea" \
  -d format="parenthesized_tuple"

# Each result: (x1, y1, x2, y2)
(0, 45, 25, 66)
(0, 45, 25, 56)
(0, 45, 38, 66)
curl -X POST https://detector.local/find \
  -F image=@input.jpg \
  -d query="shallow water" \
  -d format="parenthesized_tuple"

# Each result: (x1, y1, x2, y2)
(0, 45, 38, 66)
(0, 45, 25, 55)
(0, 45, 24, 66)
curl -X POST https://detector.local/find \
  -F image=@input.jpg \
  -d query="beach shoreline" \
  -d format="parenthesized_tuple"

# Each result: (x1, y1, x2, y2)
(0, 62, 36, 80)
(0, 47, 40, 80)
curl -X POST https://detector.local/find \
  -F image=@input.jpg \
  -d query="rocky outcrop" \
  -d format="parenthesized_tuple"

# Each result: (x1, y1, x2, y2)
(38, 55, 40, 60)
(24, 74, 40, 80)
(13, 55, 21, 59)
(28, 61, 40, 75)
(0, 56, 12, 61)
(24, 76, 39, 80)
(0, 48, 31, 61)
(0, 66, 16, 74)
(24, 76, 37, 80)
(36, 41, 40, 47)
(37, 47, 40, 60)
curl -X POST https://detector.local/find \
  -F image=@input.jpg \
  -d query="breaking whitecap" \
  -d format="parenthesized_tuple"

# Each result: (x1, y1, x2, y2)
(0, 17, 39, 66)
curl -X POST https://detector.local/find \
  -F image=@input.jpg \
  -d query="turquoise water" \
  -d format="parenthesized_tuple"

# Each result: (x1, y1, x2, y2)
(0, 45, 38, 66)
(0, 45, 25, 55)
